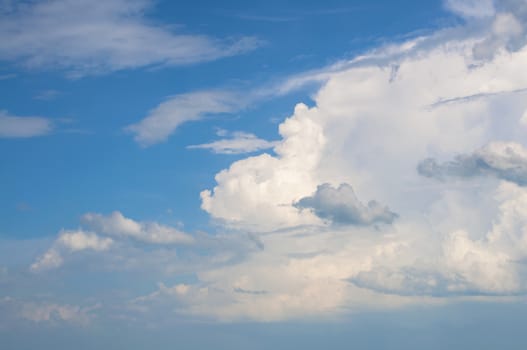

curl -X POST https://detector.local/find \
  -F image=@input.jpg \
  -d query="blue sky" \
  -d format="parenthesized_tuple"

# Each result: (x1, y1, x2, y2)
(2, 0, 527, 348)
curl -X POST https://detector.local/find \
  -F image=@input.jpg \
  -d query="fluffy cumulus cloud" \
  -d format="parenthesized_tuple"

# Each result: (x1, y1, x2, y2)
(295, 183, 398, 226)
(167, 1, 527, 320)
(188, 130, 277, 155)
(126, 91, 242, 146)
(418, 142, 527, 186)
(31, 212, 195, 272)
(0, 110, 53, 138)
(0, 0, 259, 76)
(201, 103, 326, 231)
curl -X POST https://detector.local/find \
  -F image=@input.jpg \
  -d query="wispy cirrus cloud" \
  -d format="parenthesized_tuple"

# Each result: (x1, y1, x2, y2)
(126, 90, 243, 147)
(188, 130, 277, 154)
(0, 0, 261, 77)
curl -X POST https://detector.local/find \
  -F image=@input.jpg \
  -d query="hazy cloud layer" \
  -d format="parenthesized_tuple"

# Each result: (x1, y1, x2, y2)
(295, 183, 398, 226)
(418, 142, 527, 186)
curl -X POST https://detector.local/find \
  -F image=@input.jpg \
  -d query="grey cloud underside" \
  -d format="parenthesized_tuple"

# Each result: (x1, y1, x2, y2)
(418, 142, 527, 186)
(294, 183, 398, 226)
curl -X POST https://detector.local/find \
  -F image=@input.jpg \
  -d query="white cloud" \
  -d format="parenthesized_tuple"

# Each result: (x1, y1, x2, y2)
(0, 0, 260, 76)
(19, 302, 95, 325)
(188, 130, 277, 154)
(126, 91, 241, 146)
(81, 211, 194, 245)
(29, 249, 63, 272)
(201, 103, 326, 231)
(31, 230, 112, 272)
(22, 2, 527, 322)
(57, 230, 113, 252)
(445, 0, 495, 18)
(0, 110, 52, 138)
(133, 182, 527, 321)
(473, 12, 525, 60)
(169, 13, 527, 320)
(201, 32, 527, 233)
(521, 109, 527, 126)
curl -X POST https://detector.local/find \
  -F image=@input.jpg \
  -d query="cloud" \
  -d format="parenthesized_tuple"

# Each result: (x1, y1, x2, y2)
(29, 249, 63, 272)
(188, 130, 277, 154)
(57, 230, 113, 252)
(30, 212, 196, 273)
(81, 211, 194, 245)
(179, 9, 527, 320)
(473, 12, 525, 60)
(201, 103, 325, 231)
(521, 109, 527, 126)
(132, 182, 527, 322)
(418, 142, 527, 186)
(34, 89, 61, 101)
(0, 297, 99, 326)
(0, 110, 52, 138)
(19, 302, 96, 325)
(445, 0, 495, 18)
(16, 1, 527, 323)
(126, 91, 241, 146)
(295, 183, 398, 226)
(30, 230, 112, 272)
(0, 0, 260, 76)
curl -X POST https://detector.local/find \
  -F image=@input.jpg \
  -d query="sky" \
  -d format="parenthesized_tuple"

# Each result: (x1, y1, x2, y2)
(2, 0, 527, 348)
